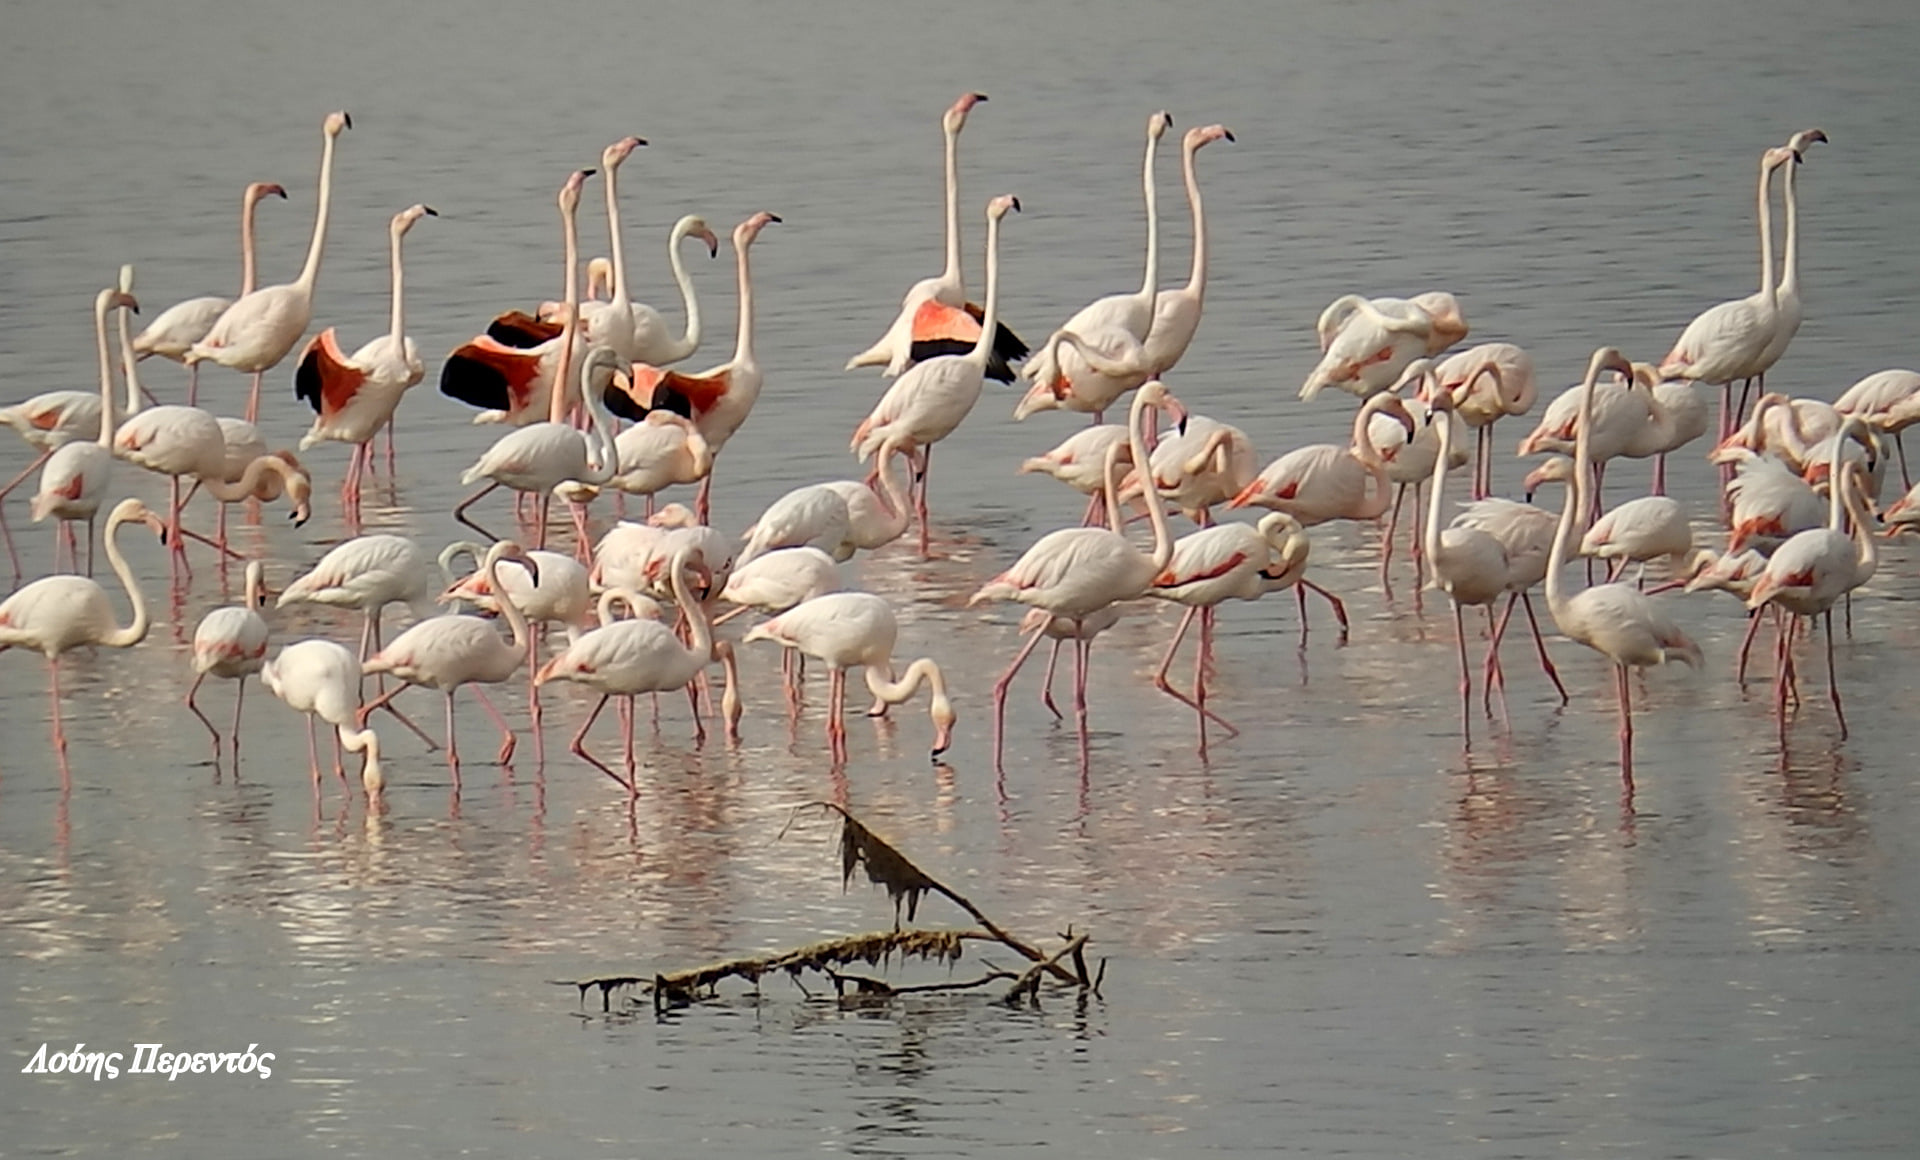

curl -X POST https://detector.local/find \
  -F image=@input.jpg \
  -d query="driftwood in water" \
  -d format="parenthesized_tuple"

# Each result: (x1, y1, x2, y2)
(563, 804, 1100, 1013)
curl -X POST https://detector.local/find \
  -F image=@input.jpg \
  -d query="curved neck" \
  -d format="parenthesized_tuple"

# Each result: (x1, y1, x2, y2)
(668, 223, 702, 353)
(296, 130, 338, 292)
(1137, 128, 1161, 306)
(1842, 469, 1878, 580)
(1181, 138, 1207, 297)
(240, 189, 263, 296)
(872, 445, 912, 534)
(387, 225, 408, 342)
(667, 551, 713, 663)
(865, 656, 946, 707)
(93, 295, 116, 446)
(203, 456, 298, 502)
(1826, 426, 1853, 529)
(1127, 390, 1174, 571)
(597, 586, 651, 623)
(1425, 405, 1454, 566)
(551, 201, 581, 425)
(1350, 397, 1392, 473)
(578, 376, 619, 483)
(732, 236, 756, 368)
(1099, 438, 1127, 534)
(605, 162, 630, 308)
(1755, 159, 1777, 303)
(244, 563, 265, 609)
(100, 510, 152, 648)
(966, 211, 1001, 363)
(940, 121, 963, 292)
(117, 297, 144, 421)
(484, 550, 535, 651)
(1547, 362, 1605, 612)
(1779, 158, 1801, 297)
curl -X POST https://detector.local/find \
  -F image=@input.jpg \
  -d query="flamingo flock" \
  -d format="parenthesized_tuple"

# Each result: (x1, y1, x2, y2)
(2, 101, 1910, 814)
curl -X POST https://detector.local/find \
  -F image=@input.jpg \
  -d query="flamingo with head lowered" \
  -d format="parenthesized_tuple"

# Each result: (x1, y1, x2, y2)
(186, 111, 351, 424)
(848, 92, 1027, 382)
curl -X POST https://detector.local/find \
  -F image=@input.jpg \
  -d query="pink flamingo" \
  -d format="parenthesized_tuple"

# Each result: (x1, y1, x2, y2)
(30, 284, 141, 574)
(261, 639, 383, 795)
(186, 559, 271, 766)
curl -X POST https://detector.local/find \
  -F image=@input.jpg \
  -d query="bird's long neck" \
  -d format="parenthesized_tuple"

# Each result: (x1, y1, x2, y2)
(605, 162, 631, 309)
(940, 122, 964, 295)
(485, 551, 535, 652)
(203, 455, 298, 503)
(1137, 129, 1162, 309)
(1842, 467, 1879, 583)
(1778, 158, 1801, 298)
(732, 236, 756, 369)
(864, 656, 946, 708)
(1181, 137, 1208, 298)
(1755, 158, 1778, 305)
(1825, 425, 1852, 530)
(100, 509, 152, 649)
(667, 551, 714, 667)
(1350, 397, 1397, 519)
(117, 300, 144, 422)
(1127, 390, 1174, 571)
(386, 224, 408, 344)
(551, 202, 582, 425)
(295, 130, 338, 292)
(579, 375, 619, 484)
(872, 444, 912, 535)
(336, 723, 383, 794)
(1425, 403, 1454, 568)
(965, 211, 1001, 364)
(669, 222, 702, 355)
(1547, 362, 1603, 614)
(92, 293, 117, 446)
(244, 562, 265, 610)
(240, 189, 263, 296)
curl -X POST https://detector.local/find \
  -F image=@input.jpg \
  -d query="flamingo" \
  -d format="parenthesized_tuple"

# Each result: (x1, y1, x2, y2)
(1141, 124, 1235, 377)
(1542, 348, 1702, 791)
(715, 545, 841, 624)
(1119, 413, 1257, 526)
(294, 203, 436, 507)
(186, 112, 351, 424)
(1017, 112, 1172, 416)
(1746, 445, 1877, 740)
(31, 284, 141, 574)
(276, 533, 434, 661)
(851, 195, 1019, 554)
(821, 445, 913, 552)
(1580, 489, 1693, 586)
(453, 345, 622, 550)
(0, 498, 164, 765)
(599, 411, 711, 517)
(737, 485, 853, 565)
(744, 590, 956, 763)
(1372, 360, 1468, 587)
(590, 505, 733, 602)
(1424, 342, 1534, 500)
(1746, 129, 1828, 413)
(847, 92, 1026, 382)
(440, 169, 595, 427)
(625, 216, 721, 366)
(1620, 365, 1710, 496)
(260, 639, 383, 794)
(1834, 369, 1920, 488)
(1449, 495, 1573, 715)
(1713, 448, 1825, 553)
(1712, 391, 1843, 474)
(1516, 370, 1653, 511)
(133, 181, 287, 407)
(357, 540, 541, 778)
(112, 404, 312, 565)
(1656, 145, 1793, 449)
(1018, 423, 1133, 527)
(536, 547, 741, 791)
(1145, 512, 1312, 747)
(439, 542, 594, 645)
(185, 559, 271, 766)
(1300, 292, 1468, 401)
(970, 380, 1185, 766)
(598, 211, 780, 524)
(1651, 546, 1770, 683)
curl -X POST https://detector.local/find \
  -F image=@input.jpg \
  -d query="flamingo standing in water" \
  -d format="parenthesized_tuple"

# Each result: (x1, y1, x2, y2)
(440, 169, 596, 427)
(294, 204, 435, 509)
(357, 540, 541, 779)
(133, 181, 286, 407)
(277, 533, 434, 661)
(1424, 342, 1533, 499)
(1656, 145, 1793, 450)
(1542, 348, 1702, 793)
(848, 92, 1026, 382)
(599, 212, 780, 524)
(186, 112, 351, 424)
(112, 403, 312, 566)
(0, 498, 165, 767)
(261, 638, 383, 794)
(31, 283, 141, 574)
(744, 590, 956, 764)
(971, 380, 1186, 767)
(1016, 112, 1172, 421)
(821, 446, 913, 553)
(186, 559, 271, 766)
(852, 195, 1019, 554)
(1019, 423, 1133, 527)
(1300, 292, 1468, 401)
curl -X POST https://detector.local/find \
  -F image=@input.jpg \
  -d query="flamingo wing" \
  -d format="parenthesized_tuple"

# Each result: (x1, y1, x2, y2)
(602, 365, 731, 423)
(440, 337, 545, 417)
(294, 328, 369, 421)
(486, 310, 563, 349)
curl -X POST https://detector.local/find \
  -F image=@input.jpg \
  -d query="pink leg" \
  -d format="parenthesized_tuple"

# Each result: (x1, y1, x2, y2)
(695, 475, 713, 526)
(1615, 663, 1636, 803)
(1520, 592, 1569, 704)
(570, 694, 633, 793)
(1408, 481, 1426, 593)
(185, 672, 221, 760)
(1453, 603, 1473, 748)
(472, 685, 517, 764)
(827, 665, 848, 764)
(245, 371, 262, 424)
(1151, 606, 1236, 735)
(453, 481, 502, 543)
(1039, 640, 1065, 719)
(305, 715, 321, 784)
(187, 362, 201, 409)
(1484, 595, 1514, 716)
(384, 416, 397, 475)
(916, 445, 934, 557)
(1379, 484, 1404, 588)
(1652, 452, 1667, 497)
(1299, 579, 1349, 640)
(1073, 634, 1093, 763)
(1734, 608, 1764, 684)
(443, 693, 463, 784)
(48, 657, 70, 758)
(1824, 610, 1847, 740)
(231, 676, 247, 771)
(990, 627, 1047, 773)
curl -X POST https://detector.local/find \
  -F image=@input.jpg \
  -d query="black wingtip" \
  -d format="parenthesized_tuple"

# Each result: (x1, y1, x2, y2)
(601, 384, 648, 423)
(293, 351, 323, 415)
(441, 353, 512, 412)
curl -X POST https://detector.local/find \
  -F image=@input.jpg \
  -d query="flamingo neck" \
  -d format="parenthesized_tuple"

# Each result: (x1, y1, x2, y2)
(295, 129, 338, 292)
(939, 121, 963, 295)
(872, 444, 912, 535)
(605, 161, 631, 309)
(244, 562, 265, 610)
(1351, 396, 1400, 516)
(666, 549, 714, 669)
(240, 188, 263, 296)
(100, 508, 152, 649)
(1127, 390, 1174, 571)
(1099, 438, 1127, 534)
(1547, 360, 1604, 615)
(1843, 468, 1879, 582)
(203, 455, 298, 503)
(484, 548, 536, 652)
(864, 656, 947, 708)
(93, 293, 117, 446)
(551, 202, 581, 425)
(386, 224, 408, 344)
(1778, 159, 1801, 298)
(668, 220, 703, 356)
(1182, 137, 1207, 298)
(337, 724, 383, 794)
(1137, 127, 1162, 311)
(1755, 158, 1777, 305)
(1424, 403, 1454, 568)
(732, 237, 756, 369)
(965, 211, 1001, 364)
(117, 301, 144, 422)
(577, 374, 619, 485)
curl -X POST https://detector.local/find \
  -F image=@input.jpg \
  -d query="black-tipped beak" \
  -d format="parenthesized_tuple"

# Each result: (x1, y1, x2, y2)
(973, 93, 988, 102)
(582, 168, 597, 178)
(342, 112, 353, 129)
(634, 137, 649, 147)
(1177, 415, 1189, 436)
(1223, 129, 1237, 142)
(766, 213, 783, 224)
(423, 206, 439, 216)
(1009, 196, 1021, 213)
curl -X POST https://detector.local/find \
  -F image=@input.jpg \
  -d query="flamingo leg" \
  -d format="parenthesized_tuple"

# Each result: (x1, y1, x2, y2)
(187, 362, 200, 409)
(1380, 484, 1404, 588)
(231, 676, 247, 770)
(305, 715, 321, 784)
(185, 672, 221, 759)
(1520, 592, 1569, 703)
(1452, 603, 1473, 747)
(1896, 431, 1912, 491)
(1299, 579, 1349, 641)
(1734, 607, 1764, 684)
(245, 371, 262, 425)
(385, 416, 397, 475)
(694, 474, 713, 526)
(471, 685, 517, 764)
(1080, 490, 1106, 529)
(453, 481, 503, 543)
(688, 674, 708, 745)
(533, 492, 551, 552)
(1039, 639, 1066, 719)
(1652, 451, 1667, 497)
(827, 665, 847, 764)
(443, 692, 462, 784)
(1152, 607, 1237, 737)
(990, 627, 1047, 773)
(1615, 663, 1636, 801)
(915, 445, 934, 557)
(1825, 609, 1847, 740)
(1475, 425, 1493, 501)
(1073, 632, 1093, 762)
(1409, 481, 1427, 593)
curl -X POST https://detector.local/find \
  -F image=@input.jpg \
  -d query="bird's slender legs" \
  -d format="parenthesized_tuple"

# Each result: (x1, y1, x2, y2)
(305, 716, 322, 784)
(826, 665, 848, 764)
(1453, 603, 1473, 747)
(1298, 580, 1349, 641)
(442, 692, 462, 783)
(244, 372, 263, 425)
(1072, 634, 1093, 763)
(1380, 484, 1406, 590)
(1825, 610, 1847, 740)
(472, 686, 516, 764)
(1408, 481, 1427, 594)
(1151, 606, 1237, 738)
(231, 677, 246, 769)
(186, 362, 201, 409)
(384, 417, 397, 476)
(1474, 425, 1493, 501)
(915, 445, 934, 557)
(1080, 489, 1107, 529)
(0, 450, 53, 583)
(625, 694, 643, 769)
(47, 657, 69, 757)
(1520, 592, 1569, 703)
(453, 481, 502, 543)
(694, 474, 714, 526)
(1734, 607, 1764, 683)
(990, 627, 1048, 772)
(1039, 641, 1065, 719)
(186, 673, 219, 759)
(1614, 662, 1635, 794)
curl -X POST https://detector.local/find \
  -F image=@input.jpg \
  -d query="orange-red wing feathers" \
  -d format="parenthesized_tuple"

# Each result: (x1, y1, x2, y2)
(294, 328, 368, 420)
(439, 337, 544, 417)
(486, 310, 563, 349)
(601, 364, 731, 422)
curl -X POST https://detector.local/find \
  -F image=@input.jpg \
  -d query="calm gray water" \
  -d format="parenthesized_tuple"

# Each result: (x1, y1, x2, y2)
(5, 0, 1920, 1154)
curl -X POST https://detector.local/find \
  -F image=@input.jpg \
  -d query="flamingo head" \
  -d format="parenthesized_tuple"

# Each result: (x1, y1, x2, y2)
(943, 92, 986, 133)
(1761, 145, 1795, 172)
(987, 194, 1020, 221)
(1148, 110, 1173, 140)
(736, 211, 781, 248)
(603, 136, 647, 171)
(98, 288, 139, 317)
(393, 204, 436, 235)
(246, 182, 288, 204)
(1412, 292, 1469, 352)
(678, 215, 720, 258)
(930, 694, 956, 759)
(1586, 346, 1634, 384)
(489, 541, 540, 586)
(1392, 358, 1438, 404)
(1187, 124, 1234, 151)
(323, 111, 351, 136)
(558, 168, 597, 215)
(1521, 455, 1576, 501)
(107, 498, 167, 543)
(1787, 129, 1828, 162)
